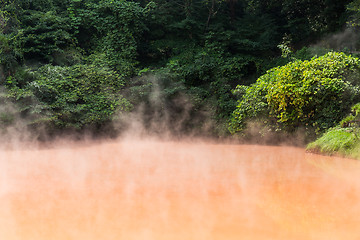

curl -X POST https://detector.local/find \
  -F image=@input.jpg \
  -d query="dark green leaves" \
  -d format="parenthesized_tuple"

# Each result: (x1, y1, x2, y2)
(8, 64, 131, 129)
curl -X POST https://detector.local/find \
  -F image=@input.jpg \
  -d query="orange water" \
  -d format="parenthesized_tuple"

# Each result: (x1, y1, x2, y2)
(1, 139, 360, 240)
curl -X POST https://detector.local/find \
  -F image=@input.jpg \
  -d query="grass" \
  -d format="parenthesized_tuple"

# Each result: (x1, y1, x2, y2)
(307, 127, 360, 159)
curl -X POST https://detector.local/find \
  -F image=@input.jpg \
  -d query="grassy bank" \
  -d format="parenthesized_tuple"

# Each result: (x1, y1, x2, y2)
(307, 103, 360, 159)
(307, 127, 360, 159)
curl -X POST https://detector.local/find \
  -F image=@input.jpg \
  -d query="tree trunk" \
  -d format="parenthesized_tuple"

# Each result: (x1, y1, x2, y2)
(206, 0, 215, 30)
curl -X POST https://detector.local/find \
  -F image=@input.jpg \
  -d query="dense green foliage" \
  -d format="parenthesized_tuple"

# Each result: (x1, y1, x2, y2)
(7, 64, 130, 129)
(230, 52, 360, 136)
(1, 0, 359, 140)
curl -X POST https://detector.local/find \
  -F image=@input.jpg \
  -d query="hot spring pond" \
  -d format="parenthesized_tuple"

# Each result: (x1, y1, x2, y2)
(1, 139, 360, 240)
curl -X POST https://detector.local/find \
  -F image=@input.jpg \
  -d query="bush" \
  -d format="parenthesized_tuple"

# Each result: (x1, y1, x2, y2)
(229, 52, 360, 136)
(6, 64, 131, 129)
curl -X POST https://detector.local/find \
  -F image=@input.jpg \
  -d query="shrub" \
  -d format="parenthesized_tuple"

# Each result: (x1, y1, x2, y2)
(6, 64, 131, 129)
(229, 52, 360, 135)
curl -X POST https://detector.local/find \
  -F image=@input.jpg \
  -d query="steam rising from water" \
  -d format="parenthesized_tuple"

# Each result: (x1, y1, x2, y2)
(1, 139, 360, 240)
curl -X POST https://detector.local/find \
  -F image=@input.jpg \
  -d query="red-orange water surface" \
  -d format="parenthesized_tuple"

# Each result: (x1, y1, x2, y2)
(1, 139, 360, 240)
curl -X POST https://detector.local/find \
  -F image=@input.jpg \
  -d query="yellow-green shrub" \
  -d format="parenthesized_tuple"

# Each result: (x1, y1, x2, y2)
(229, 52, 360, 135)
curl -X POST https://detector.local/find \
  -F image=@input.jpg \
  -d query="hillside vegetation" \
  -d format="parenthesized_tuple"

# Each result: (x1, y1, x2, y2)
(2, 0, 360, 152)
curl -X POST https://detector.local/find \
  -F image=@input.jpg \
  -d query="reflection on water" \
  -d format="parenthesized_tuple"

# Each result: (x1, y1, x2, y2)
(1, 140, 360, 240)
